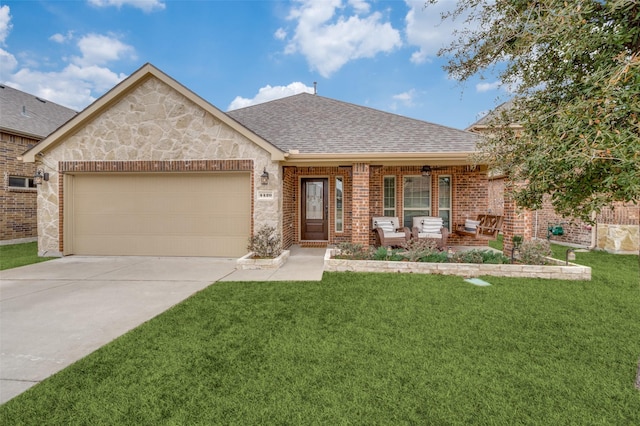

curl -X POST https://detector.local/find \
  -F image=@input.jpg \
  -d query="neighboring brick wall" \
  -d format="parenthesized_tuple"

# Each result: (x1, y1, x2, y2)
(1, 132, 39, 241)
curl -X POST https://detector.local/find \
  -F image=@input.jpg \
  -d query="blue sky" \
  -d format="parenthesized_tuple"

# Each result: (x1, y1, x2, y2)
(0, 0, 511, 129)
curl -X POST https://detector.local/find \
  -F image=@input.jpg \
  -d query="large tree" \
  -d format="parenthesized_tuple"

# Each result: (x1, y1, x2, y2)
(429, 0, 639, 222)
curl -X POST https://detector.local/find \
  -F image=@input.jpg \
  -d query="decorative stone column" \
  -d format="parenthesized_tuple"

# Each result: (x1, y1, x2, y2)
(352, 163, 370, 248)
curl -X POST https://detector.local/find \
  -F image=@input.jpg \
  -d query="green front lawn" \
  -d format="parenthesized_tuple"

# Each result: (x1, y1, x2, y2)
(1, 249, 639, 424)
(0, 242, 55, 271)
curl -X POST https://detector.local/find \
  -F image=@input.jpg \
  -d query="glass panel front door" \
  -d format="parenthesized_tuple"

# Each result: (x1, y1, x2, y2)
(301, 178, 328, 240)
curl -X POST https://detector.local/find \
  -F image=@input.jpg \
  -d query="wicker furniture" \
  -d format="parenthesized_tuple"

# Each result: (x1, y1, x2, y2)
(372, 216, 411, 247)
(411, 216, 449, 250)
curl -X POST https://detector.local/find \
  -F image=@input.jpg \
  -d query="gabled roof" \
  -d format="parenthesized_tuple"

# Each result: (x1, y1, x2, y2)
(22, 63, 285, 163)
(228, 93, 479, 164)
(0, 84, 77, 139)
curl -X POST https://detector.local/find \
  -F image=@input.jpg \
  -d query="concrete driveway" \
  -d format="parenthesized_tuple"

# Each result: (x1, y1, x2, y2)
(0, 256, 238, 405)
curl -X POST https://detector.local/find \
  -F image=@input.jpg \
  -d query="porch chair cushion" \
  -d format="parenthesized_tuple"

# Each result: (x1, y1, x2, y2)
(464, 219, 481, 232)
(375, 220, 395, 233)
(420, 217, 443, 236)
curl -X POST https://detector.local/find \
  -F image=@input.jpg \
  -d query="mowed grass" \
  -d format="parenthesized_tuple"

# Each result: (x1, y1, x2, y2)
(1, 250, 639, 424)
(0, 242, 54, 271)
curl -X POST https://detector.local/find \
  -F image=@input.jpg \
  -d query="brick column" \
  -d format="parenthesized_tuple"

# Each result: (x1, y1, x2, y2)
(503, 180, 534, 256)
(352, 163, 370, 248)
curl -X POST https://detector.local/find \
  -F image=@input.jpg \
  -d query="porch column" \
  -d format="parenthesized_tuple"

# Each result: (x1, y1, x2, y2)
(352, 163, 370, 248)
(503, 181, 534, 256)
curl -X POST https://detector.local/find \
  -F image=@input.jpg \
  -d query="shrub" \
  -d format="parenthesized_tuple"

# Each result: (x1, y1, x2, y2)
(371, 247, 404, 261)
(335, 242, 370, 260)
(519, 239, 552, 265)
(247, 225, 282, 258)
(419, 252, 449, 263)
(451, 249, 485, 264)
(401, 239, 440, 262)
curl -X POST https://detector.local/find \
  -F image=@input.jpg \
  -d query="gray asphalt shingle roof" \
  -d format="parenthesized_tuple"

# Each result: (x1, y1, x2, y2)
(227, 93, 478, 154)
(0, 84, 77, 139)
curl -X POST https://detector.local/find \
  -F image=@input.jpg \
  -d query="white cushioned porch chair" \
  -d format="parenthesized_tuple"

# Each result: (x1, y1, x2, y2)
(372, 216, 411, 247)
(411, 216, 449, 250)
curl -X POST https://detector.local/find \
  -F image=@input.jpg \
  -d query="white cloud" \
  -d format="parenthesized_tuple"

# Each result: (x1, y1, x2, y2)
(392, 88, 417, 106)
(0, 8, 132, 110)
(50, 31, 74, 43)
(274, 28, 287, 40)
(476, 81, 501, 92)
(0, 5, 12, 45)
(405, 0, 471, 64)
(0, 48, 18, 76)
(348, 0, 370, 14)
(9, 64, 127, 110)
(74, 33, 136, 66)
(87, 0, 165, 13)
(282, 0, 401, 77)
(227, 82, 315, 111)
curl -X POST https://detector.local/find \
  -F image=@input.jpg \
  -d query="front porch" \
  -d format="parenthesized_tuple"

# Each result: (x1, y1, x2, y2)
(281, 163, 497, 250)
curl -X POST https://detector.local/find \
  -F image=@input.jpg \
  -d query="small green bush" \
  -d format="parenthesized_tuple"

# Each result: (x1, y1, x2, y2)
(519, 239, 552, 265)
(372, 247, 404, 261)
(335, 242, 370, 260)
(450, 249, 510, 264)
(419, 252, 449, 263)
(401, 239, 439, 262)
(247, 225, 282, 258)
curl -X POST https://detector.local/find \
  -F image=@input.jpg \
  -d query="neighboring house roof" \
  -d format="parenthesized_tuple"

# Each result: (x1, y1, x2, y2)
(228, 93, 479, 164)
(0, 84, 77, 139)
(466, 99, 519, 132)
(22, 63, 285, 163)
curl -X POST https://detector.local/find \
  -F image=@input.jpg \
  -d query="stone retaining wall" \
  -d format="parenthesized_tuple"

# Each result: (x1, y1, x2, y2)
(324, 249, 591, 280)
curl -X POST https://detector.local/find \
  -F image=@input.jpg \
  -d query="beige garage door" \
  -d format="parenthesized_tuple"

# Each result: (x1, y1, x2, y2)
(67, 173, 250, 257)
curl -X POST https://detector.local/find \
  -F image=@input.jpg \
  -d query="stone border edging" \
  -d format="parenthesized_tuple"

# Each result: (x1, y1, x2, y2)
(237, 250, 290, 270)
(323, 249, 591, 281)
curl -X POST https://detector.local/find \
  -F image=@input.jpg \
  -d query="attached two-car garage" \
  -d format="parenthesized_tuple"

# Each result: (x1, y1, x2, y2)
(63, 173, 251, 257)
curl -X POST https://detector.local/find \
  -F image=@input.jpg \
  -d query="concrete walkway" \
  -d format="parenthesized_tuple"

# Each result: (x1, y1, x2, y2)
(0, 246, 326, 404)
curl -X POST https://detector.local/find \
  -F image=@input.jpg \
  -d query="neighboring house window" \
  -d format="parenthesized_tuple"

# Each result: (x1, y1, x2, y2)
(383, 176, 396, 217)
(438, 176, 452, 230)
(335, 176, 344, 232)
(8, 176, 36, 189)
(403, 175, 431, 228)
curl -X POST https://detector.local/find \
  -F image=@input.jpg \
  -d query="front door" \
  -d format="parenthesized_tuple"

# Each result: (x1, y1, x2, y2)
(301, 178, 328, 240)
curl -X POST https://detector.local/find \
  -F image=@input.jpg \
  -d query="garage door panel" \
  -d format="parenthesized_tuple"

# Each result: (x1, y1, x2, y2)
(70, 173, 251, 257)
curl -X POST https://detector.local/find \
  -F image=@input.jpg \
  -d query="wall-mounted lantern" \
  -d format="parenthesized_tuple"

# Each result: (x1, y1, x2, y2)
(34, 168, 49, 185)
(421, 165, 431, 176)
(260, 168, 269, 186)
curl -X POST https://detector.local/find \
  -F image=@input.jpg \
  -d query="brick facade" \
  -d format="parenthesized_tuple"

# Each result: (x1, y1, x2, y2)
(1, 132, 39, 242)
(282, 164, 491, 249)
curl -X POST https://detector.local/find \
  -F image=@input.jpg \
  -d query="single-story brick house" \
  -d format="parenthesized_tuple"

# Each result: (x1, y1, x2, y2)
(1, 84, 76, 243)
(23, 63, 493, 257)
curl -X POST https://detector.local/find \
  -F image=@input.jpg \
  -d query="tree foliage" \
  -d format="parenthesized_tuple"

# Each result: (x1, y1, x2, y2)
(430, 0, 640, 221)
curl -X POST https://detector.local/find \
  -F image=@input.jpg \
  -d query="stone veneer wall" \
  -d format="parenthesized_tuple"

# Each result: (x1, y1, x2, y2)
(1, 132, 39, 241)
(36, 76, 279, 256)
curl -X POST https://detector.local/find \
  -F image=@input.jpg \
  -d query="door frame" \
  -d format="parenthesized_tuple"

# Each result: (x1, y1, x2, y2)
(300, 177, 329, 241)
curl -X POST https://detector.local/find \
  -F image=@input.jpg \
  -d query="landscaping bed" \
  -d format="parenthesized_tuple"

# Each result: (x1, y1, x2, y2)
(325, 247, 591, 280)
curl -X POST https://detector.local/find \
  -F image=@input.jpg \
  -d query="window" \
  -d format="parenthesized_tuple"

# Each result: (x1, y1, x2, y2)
(335, 176, 343, 232)
(8, 176, 36, 189)
(403, 175, 431, 227)
(383, 176, 396, 217)
(438, 176, 452, 230)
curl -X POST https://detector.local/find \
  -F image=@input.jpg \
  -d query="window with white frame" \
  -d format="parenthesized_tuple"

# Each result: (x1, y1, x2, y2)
(383, 176, 396, 217)
(438, 176, 452, 230)
(8, 176, 36, 189)
(335, 176, 344, 232)
(403, 175, 431, 228)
